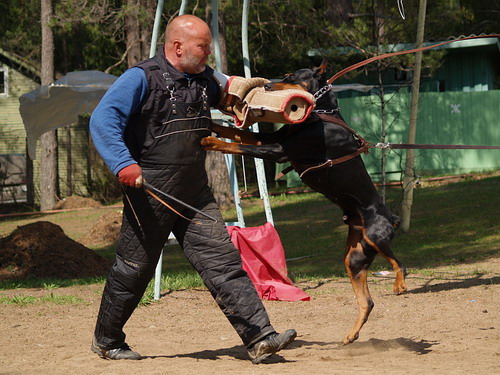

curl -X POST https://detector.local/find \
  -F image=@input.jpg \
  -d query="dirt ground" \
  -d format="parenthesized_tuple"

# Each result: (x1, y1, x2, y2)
(0, 195, 499, 375)
(0, 256, 498, 375)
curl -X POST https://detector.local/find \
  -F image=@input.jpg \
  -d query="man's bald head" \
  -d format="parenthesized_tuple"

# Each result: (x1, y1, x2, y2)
(165, 15, 211, 44)
(164, 15, 213, 74)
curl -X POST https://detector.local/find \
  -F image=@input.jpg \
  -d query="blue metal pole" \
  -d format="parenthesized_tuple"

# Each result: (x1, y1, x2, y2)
(152, 0, 166, 301)
(241, 0, 274, 225)
(179, 0, 188, 15)
(149, 0, 165, 58)
(211, 0, 245, 227)
(241, 0, 251, 77)
(211, 0, 222, 71)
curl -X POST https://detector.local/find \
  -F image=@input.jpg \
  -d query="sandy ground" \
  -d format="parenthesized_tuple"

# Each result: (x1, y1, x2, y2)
(0, 258, 498, 375)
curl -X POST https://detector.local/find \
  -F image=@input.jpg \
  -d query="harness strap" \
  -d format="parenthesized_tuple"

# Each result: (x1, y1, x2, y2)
(297, 142, 370, 178)
(276, 114, 371, 179)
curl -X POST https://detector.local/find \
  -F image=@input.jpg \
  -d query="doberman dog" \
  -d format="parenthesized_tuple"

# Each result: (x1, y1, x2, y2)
(201, 61, 407, 345)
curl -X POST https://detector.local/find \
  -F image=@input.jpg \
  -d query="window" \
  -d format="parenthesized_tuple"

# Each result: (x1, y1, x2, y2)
(0, 67, 8, 96)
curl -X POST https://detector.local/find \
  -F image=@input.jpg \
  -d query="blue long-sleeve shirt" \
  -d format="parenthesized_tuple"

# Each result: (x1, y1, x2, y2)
(90, 65, 224, 175)
(90, 67, 148, 175)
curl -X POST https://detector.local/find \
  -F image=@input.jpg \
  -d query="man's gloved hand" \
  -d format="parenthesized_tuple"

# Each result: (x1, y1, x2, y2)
(117, 163, 143, 188)
(224, 76, 271, 100)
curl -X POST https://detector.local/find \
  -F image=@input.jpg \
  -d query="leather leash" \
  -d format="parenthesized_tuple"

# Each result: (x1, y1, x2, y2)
(275, 113, 500, 179)
(276, 35, 500, 179)
(327, 34, 500, 84)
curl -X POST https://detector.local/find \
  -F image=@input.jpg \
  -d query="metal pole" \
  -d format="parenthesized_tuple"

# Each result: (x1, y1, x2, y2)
(211, 0, 245, 227)
(179, 0, 188, 15)
(241, 0, 252, 77)
(211, 0, 222, 71)
(241, 0, 274, 225)
(149, 0, 165, 58)
(224, 147, 246, 227)
(152, 0, 165, 301)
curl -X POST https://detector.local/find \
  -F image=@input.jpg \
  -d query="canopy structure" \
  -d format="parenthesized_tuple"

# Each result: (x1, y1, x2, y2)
(19, 70, 117, 159)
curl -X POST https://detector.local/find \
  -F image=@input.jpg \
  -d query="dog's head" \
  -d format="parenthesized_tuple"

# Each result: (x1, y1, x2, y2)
(265, 59, 328, 95)
(265, 59, 339, 112)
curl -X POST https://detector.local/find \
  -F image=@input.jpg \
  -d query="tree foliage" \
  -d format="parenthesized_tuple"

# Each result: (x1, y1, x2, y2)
(1, 0, 497, 79)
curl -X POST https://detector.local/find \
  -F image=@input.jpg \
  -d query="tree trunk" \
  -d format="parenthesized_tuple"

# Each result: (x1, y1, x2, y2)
(140, 0, 155, 57)
(125, 0, 141, 67)
(124, 0, 155, 67)
(374, 0, 386, 44)
(40, 0, 57, 211)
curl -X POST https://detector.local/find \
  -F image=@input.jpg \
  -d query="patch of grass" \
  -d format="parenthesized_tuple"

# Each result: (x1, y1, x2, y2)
(0, 277, 107, 291)
(139, 271, 204, 306)
(1, 175, 498, 291)
(0, 294, 84, 305)
(89, 244, 117, 261)
(223, 176, 500, 280)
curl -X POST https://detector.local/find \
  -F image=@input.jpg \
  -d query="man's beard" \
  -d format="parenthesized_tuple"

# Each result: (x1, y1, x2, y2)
(180, 50, 205, 74)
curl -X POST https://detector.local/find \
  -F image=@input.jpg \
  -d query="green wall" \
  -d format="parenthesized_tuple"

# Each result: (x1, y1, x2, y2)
(339, 89, 500, 180)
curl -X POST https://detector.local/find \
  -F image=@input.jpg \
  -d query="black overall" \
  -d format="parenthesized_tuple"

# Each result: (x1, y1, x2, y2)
(94, 51, 274, 350)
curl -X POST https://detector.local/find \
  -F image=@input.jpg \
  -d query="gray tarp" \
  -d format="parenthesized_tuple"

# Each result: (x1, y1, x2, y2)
(19, 70, 117, 159)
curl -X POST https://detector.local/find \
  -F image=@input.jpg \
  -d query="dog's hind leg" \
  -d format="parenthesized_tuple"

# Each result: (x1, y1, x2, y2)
(362, 213, 407, 294)
(342, 217, 377, 345)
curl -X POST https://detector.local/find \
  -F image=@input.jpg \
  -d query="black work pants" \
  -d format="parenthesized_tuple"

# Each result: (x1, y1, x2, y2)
(94, 165, 274, 349)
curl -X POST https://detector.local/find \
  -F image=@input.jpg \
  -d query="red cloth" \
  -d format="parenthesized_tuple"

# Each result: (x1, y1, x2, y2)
(227, 223, 310, 302)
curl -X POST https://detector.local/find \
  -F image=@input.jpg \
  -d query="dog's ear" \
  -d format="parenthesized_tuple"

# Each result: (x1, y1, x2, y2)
(314, 58, 328, 76)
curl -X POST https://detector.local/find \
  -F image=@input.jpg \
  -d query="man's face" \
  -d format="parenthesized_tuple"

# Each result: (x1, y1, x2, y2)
(179, 35, 212, 74)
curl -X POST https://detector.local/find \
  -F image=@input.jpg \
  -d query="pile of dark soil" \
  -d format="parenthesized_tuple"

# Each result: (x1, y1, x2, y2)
(0, 221, 111, 280)
(54, 196, 101, 210)
(80, 210, 122, 247)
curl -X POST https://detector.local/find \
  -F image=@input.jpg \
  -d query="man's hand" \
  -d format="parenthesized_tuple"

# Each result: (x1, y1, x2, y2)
(117, 164, 143, 188)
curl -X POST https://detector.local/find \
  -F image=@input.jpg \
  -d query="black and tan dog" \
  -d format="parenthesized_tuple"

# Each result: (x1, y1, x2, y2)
(201, 62, 407, 345)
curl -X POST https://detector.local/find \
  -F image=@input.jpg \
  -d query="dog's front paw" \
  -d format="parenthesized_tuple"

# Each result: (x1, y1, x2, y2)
(201, 136, 220, 149)
(201, 136, 233, 153)
(342, 332, 359, 345)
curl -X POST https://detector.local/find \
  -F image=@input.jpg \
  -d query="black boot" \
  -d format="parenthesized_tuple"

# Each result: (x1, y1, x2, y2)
(91, 336, 141, 360)
(247, 329, 297, 364)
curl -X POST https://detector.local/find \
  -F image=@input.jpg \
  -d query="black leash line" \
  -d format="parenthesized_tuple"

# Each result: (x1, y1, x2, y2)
(374, 143, 500, 150)
(142, 181, 218, 223)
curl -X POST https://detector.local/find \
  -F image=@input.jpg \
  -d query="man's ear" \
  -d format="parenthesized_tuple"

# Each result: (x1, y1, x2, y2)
(173, 40, 183, 55)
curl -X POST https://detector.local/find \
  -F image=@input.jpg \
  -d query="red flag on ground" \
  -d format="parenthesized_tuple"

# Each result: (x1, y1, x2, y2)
(227, 223, 310, 302)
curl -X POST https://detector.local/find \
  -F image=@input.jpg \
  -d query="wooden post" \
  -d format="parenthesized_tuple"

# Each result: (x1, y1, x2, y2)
(66, 125, 73, 196)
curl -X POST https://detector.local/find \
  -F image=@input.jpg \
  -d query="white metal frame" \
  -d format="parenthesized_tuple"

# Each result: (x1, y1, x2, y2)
(152, 0, 274, 300)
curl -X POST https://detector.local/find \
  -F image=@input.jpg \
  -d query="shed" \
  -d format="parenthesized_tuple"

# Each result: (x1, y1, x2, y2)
(0, 48, 39, 204)
(325, 36, 500, 98)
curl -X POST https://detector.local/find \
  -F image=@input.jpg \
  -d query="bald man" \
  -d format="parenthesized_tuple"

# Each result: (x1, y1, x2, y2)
(90, 15, 296, 364)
